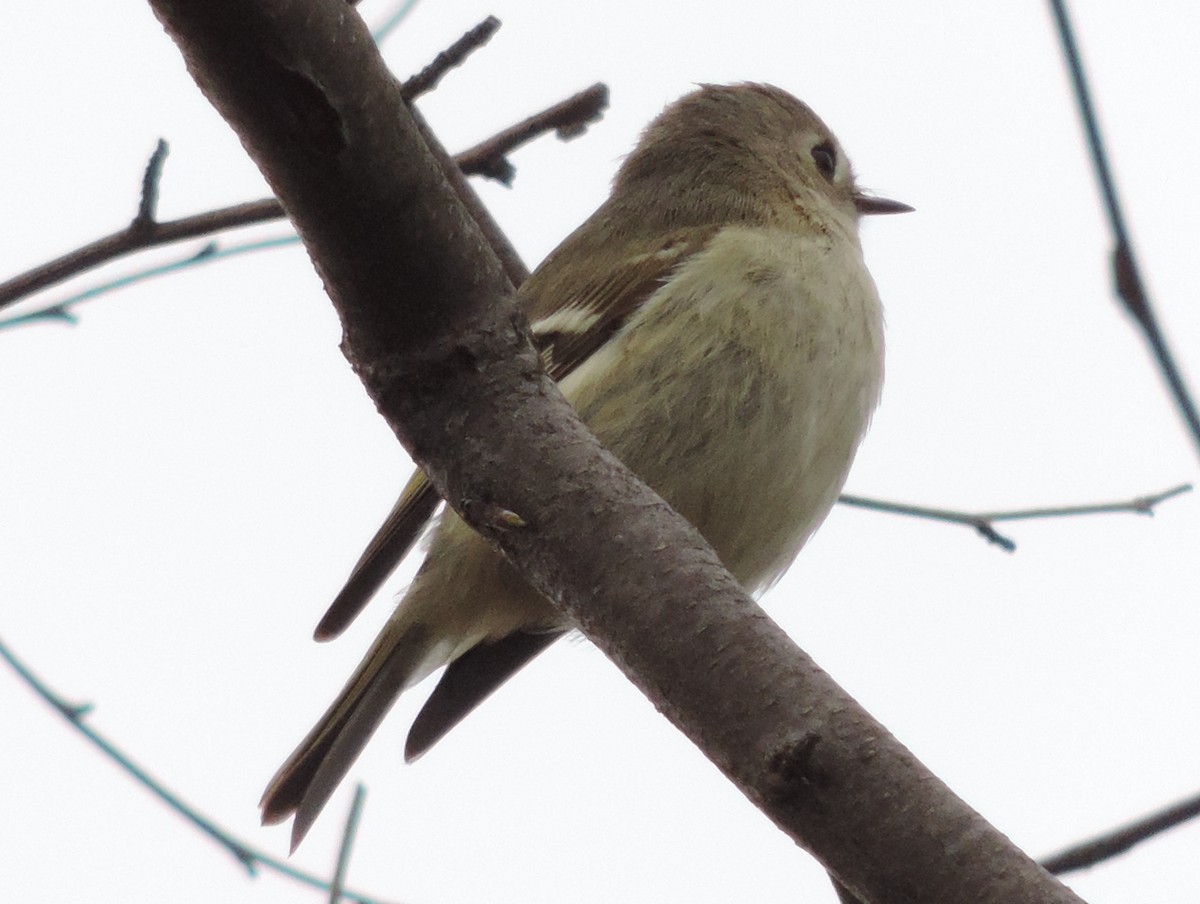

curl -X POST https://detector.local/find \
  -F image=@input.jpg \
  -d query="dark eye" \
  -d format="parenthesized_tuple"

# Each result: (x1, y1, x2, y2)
(811, 142, 837, 181)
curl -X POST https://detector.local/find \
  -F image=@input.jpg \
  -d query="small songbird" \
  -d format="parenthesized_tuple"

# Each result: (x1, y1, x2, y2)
(261, 83, 908, 848)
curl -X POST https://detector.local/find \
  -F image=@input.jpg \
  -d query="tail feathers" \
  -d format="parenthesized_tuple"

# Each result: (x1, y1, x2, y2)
(260, 625, 439, 852)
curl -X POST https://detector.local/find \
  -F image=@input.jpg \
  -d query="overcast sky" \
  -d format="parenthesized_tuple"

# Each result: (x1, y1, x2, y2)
(2, 3, 1198, 903)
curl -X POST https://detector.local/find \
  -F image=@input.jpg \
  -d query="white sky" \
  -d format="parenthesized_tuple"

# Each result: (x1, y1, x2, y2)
(2, 3, 1198, 903)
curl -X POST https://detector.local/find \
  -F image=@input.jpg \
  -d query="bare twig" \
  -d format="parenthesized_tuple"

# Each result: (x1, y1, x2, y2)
(1048, 0, 1200, 463)
(0, 635, 401, 904)
(401, 16, 500, 101)
(0, 87, 608, 316)
(0, 237, 302, 331)
(837, 495, 1013, 552)
(0, 198, 282, 311)
(328, 785, 367, 904)
(981, 482, 1191, 520)
(455, 83, 609, 186)
(838, 482, 1191, 552)
(368, 0, 420, 43)
(1040, 790, 1200, 875)
(134, 139, 170, 230)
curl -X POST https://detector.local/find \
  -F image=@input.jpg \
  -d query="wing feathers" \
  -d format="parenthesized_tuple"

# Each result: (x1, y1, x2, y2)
(314, 474, 439, 640)
(317, 228, 717, 641)
(404, 630, 567, 762)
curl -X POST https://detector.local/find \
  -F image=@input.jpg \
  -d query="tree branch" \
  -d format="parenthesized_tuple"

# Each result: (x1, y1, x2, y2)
(0, 86, 609, 315)
(0, 635, 399, 904)
(145, 2, 1086, 901)
(839, 482, 1192, 552)
(1048, 0, 1200, 464)
(0, 196, 282, 312)
(134, 138, 170, 229)
(328, 785, 368, 904)
(401, 16, 500, 101)
(454, 82, 609, 186)
(0, 237, 299, 331)
(1040, 790, 1200, 875)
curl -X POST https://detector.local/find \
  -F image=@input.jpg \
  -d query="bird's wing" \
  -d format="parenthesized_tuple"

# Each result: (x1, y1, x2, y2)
(314, 471, 439, 640)
(313, 225, 719, 640)
(526, 226, 718, 383)
(404, 629, 568, 761)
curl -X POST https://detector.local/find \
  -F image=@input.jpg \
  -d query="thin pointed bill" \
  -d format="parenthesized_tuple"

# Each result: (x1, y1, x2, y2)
(854, 193, 914, 215)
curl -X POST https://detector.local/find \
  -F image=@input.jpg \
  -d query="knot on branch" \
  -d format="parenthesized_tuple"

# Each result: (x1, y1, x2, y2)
(275, 66, 346, 158)
(763, 730, 833, 809)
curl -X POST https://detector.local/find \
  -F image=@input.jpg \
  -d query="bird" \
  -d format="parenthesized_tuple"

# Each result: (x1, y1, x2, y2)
(261, 82, 908, 849)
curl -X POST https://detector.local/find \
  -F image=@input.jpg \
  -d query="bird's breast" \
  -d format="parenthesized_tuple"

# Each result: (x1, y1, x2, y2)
(563, 225, 884, 591)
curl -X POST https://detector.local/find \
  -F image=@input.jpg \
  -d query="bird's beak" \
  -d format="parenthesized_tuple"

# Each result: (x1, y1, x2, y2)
(854, 193, 914, 216)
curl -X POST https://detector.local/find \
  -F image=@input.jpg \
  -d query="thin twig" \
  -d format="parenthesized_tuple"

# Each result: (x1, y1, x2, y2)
(0, 236, 299, 331)
(455, 83, 609, 186)
(1048, 0, 1200, 463)
(839, 495, 1018, 551)
(0, 635, 402, 904)
(981, 482, 1191, 521)
(368, 0, 420, 43)
(0, 87, 609, 314)
(0, 198, 282, 310)
(328, 785, 367, 904)
(401, 16, 500, 101)
(134, 139, 170, 230)
(838, 482, 1191, 552)
(1040, 790, 1200, 874)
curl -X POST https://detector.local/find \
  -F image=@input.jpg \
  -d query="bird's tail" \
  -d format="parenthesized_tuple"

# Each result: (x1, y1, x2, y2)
(259, 620, 451, 851)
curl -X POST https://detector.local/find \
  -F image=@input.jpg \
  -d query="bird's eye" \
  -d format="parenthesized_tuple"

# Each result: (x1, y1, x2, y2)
(811, 142, 837, 181)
